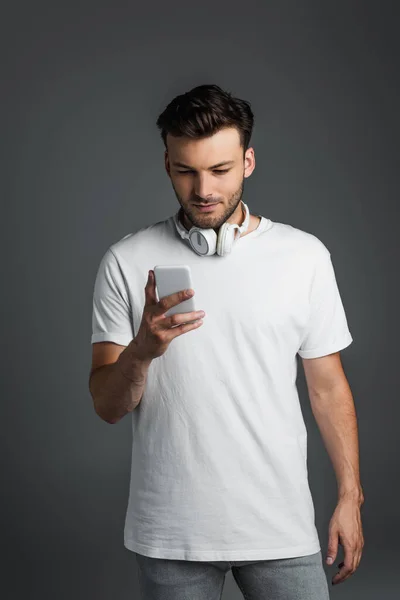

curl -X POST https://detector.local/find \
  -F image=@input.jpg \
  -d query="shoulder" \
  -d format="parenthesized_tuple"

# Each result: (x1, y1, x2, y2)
(107, 216, 172, 262)
(270, 220, 331, 262)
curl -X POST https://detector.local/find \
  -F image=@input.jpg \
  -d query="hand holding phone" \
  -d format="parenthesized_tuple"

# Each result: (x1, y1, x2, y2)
(132, 267, 206, 362)
(154, 265, 196, 317)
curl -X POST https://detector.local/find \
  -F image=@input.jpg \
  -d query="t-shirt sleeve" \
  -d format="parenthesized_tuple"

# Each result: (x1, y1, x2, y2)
(91, 247, 134, 346)
(298, 246, 353, 359)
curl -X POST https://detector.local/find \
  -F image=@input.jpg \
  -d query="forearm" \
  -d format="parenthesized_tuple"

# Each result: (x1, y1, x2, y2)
(89, 341, 152, 424)
(309, 380, 364, 505)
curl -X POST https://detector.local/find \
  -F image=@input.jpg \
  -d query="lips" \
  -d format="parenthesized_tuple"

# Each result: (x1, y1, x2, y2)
(194, 202, 220, 212)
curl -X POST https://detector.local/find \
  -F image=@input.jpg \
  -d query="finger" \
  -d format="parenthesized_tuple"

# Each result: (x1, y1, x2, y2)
(163, 318, 204, 340)
(332, 548, 355, 585)
(144, 270, 158, 305)
(359, 540, 365, 565)
(350, 522, 364, 575)
(161, 310, 205, 330)
(326, 529, 339, 566)
(154, 288, 194, 317)
(353, 551, 360, 573)
(350, 535, 363, 574)
(354, 545, 363, 571)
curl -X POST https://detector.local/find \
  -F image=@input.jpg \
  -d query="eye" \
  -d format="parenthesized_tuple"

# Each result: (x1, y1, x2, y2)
(176, 169, 231, 174)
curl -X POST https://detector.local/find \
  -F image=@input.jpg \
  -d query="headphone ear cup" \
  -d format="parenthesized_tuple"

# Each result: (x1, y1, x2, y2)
(189, 228, 218, 256)
(217, 223, 235, 256)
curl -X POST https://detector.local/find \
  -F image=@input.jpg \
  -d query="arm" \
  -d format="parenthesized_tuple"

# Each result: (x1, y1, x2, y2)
(89, 340, 152, 424)
(302, 351, 364, 585)
(89, 260, 203, 425)
(302, 351, 364, 503)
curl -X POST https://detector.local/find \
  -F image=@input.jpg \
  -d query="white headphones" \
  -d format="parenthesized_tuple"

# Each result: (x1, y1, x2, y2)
(173, 200, 250, 257)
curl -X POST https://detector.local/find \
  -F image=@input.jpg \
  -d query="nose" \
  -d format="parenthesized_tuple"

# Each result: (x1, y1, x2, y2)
(193, 174, 216, 201)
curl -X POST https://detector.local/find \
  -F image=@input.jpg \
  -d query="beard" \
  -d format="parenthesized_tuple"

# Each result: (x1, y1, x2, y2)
(171, 177, 246, 232)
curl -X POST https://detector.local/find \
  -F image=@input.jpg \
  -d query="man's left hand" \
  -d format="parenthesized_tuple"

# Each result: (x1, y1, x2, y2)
(325, 495, 365, 585)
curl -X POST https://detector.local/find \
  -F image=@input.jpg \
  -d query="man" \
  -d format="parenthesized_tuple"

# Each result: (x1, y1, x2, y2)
(89, 84, 364, 600)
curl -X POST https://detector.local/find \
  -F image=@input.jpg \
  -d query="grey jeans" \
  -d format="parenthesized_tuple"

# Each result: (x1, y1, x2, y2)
(134, 550, 330, 600)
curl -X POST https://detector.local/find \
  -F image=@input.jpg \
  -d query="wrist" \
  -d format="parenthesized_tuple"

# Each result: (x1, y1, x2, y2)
(117, 340, 152, 382)
(338, 487, 365, 506)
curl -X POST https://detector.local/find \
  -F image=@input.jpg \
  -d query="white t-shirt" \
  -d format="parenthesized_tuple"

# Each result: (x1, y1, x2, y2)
(91, 209, 353, 561)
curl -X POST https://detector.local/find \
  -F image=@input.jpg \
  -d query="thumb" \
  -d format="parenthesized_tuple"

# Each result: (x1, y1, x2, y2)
(326, 528, 339, 565)
(145, 270, 157, 303)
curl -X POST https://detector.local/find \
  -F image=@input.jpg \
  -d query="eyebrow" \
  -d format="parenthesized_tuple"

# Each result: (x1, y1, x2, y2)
(172, 160, 235, 170)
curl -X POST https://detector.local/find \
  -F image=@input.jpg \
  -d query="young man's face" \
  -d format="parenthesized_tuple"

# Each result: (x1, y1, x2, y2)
(165, 126, 255, 231)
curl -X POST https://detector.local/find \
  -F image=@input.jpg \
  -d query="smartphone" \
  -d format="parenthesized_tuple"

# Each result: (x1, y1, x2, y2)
(153, 265, 196, 318)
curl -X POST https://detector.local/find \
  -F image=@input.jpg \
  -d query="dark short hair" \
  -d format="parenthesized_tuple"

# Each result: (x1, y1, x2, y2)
(156, 84, 254, 156)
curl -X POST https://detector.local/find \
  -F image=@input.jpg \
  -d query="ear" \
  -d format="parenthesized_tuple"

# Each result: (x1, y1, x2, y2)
(164, 151, 171, 177)
(244, 147, 255, 178)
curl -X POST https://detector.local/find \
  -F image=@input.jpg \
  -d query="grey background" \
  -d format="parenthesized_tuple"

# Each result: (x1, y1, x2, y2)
(2, 1, 399, 598)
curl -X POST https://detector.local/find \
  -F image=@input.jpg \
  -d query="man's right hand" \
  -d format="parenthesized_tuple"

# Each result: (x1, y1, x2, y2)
(133, 270, 206, 361)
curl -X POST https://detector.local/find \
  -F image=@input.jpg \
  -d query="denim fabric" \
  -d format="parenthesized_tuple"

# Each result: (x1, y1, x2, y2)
(135, 550, 330, 599)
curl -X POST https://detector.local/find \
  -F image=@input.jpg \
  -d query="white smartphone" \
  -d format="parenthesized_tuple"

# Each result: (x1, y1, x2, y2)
(153, 265, 196, 318)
